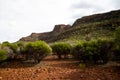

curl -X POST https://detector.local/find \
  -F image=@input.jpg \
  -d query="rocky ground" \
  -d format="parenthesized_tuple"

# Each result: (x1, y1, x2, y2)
(0, 56, 120, 80)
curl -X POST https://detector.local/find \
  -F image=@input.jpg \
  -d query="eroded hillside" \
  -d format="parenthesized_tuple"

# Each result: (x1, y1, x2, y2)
(19, 9, 120, 42)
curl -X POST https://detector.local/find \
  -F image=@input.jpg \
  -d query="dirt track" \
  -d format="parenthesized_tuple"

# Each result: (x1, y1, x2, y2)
(0, 56, 120, 80)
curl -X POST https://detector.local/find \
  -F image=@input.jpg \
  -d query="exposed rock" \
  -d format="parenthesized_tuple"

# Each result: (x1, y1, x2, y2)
(0, 77, 2, 80)
(73, 9, 120, 27)
(19, 33, 40, 41)
(53, 24, 71, 33)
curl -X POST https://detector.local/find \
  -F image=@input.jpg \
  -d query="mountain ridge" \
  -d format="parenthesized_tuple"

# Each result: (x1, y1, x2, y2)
(19, 24, 72, 42)
(73, 10, 120, 27)
(19, 9, 120, 42)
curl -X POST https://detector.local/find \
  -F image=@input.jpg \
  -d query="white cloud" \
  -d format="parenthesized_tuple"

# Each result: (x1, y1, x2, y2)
(0, 0, 119, 43)
(71, 0, 119, 19)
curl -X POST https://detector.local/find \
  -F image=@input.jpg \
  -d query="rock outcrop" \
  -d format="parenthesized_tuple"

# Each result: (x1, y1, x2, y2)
(73, 10, 120, 27)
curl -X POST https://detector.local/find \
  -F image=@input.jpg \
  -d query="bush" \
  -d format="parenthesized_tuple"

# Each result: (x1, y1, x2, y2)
(98, 39, 114, 63)
(2, 46, 14, 59)
(9, 43, 18, 53)
(113, 26, 120, 60)
(0, 50, 7, 61)
(16, 41, 24, 47)
(115, 26, 120, 46)
(1, 41, 10, 47)
(72, 41, 100, 63)
(112, 46, 120, 61)
(2, 42, 18, 54)
(83, 41, 100, 63)
(72, 40, 113, 64)
(24, 41, 52, 63)
(51, 42, 72, 59)
(16, 41, 25, 54)
(1, 42, 18, 60)
(72, 42, 84, 60)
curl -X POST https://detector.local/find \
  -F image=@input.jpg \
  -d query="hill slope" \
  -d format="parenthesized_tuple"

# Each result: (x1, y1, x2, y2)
(19, 9, 120, 42)
(48, 9, 120, 42)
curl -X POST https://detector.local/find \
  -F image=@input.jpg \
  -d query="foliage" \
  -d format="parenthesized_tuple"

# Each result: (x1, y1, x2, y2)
(9, 43, 18, 53)
(97, 39, 114, 63)
(51, 42, 72, 59)
(1, 41, 10, 47)
(24, 41, 52, 63)
(110, 27, 120, 61)
(72, 42, 84, 60)
(0, 41, 52, 63)
(72, 39, 114, 64)
(15, 41, 27, 54)
(2, 41, 18, 53)
(0, 49, 7, 61)
(79, 63, 86, 69)
(16, 41, 24, 47)
(115, 26, 120, 46)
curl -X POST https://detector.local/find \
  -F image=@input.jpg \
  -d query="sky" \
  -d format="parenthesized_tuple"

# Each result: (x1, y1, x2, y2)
(0, 0, 120, 43)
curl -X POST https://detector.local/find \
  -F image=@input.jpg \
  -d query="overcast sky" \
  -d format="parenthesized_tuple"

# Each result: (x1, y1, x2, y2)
(0, 0, 120, 43)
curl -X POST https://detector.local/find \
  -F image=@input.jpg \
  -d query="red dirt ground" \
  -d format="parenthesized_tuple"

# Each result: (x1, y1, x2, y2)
(0, 56, 120, 80)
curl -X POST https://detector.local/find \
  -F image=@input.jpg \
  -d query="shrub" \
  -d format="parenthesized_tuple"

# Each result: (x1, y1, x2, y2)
(98, 39, 114, 63)
(9, 43, 18, 53)
(0, 50, 7, 61)
(72, 42, 84, 60)
(113, 26, 120, 60)
(2, 46, 14, 59)
(115, 26, 120, 46)
(83, 41, 100, 63)
(1, 41, 10, 48)
(72, 41, 100, 63)
(16, 41, 25, 54)
(16, 41, 24, 47)
(72, 40, 113, 64)
(111, 46, 120, 61)
(1, 42, 18, 60)
(24, 41, 52, 63)
(2, 42, 18, 54)
(51, 42, 72, 59)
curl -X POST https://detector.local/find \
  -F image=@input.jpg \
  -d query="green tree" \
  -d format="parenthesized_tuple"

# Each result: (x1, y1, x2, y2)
(24, 41, 52, 63)
(51, 42, 72, 59)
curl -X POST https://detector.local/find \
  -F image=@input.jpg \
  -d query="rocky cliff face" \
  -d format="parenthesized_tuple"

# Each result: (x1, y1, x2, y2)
(19, 24, 72, 42)
(73, 10, 120, 27)
(53, 24, 71, 33)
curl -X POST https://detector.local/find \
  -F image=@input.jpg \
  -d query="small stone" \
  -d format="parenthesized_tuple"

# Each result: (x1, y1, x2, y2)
(42, 68, 46, 71)
(0, 77, 2, 80)
(97, 78, 101, 80)
(6, 68, 10, 71)
(35, 69, 40, 73)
